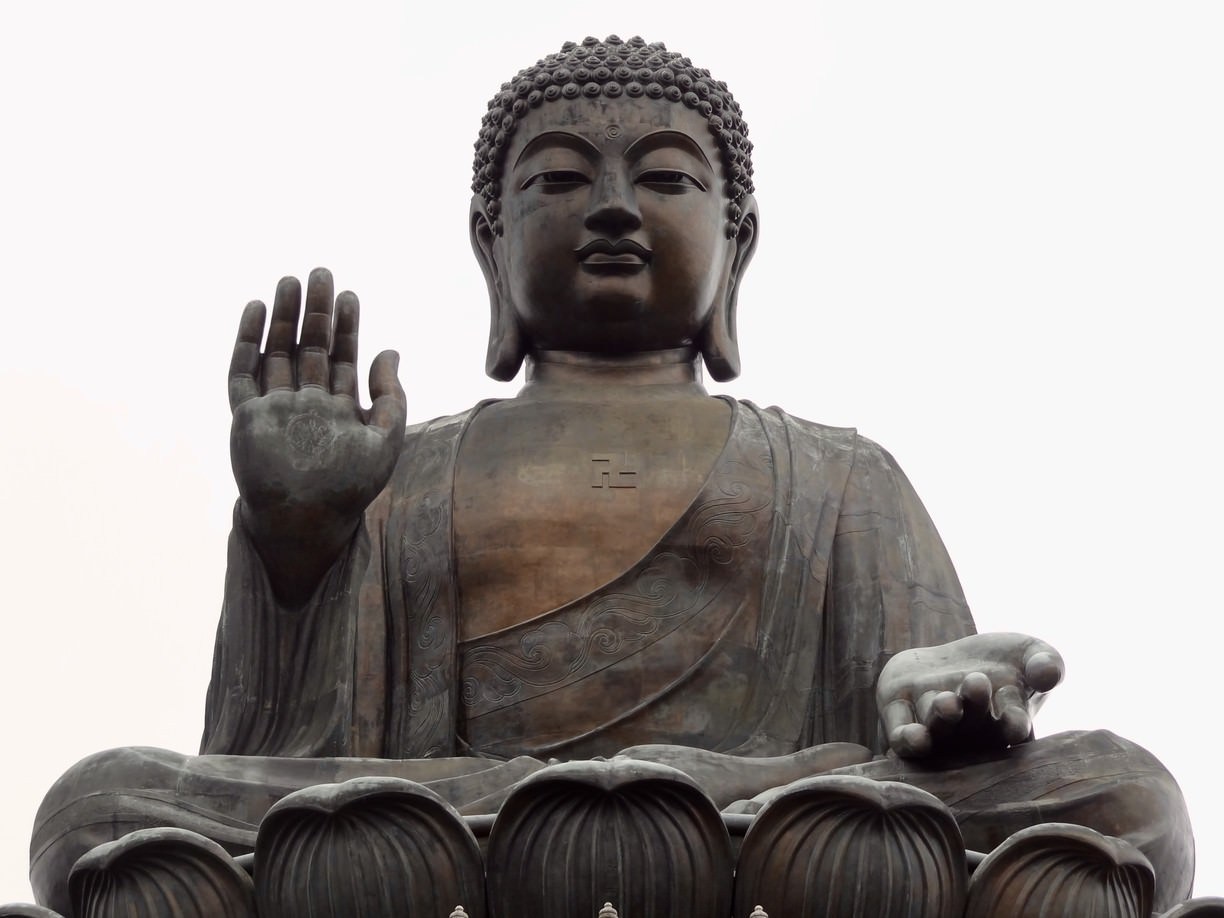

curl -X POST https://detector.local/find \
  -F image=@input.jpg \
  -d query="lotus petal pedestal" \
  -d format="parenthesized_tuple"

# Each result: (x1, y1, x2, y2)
(733, 774, 968, 917)
(964, 822, 1155, 918)
(254, 776, 484, 918)
(0, 905, 65, 918)
(485, 759, 733, 918)
(1159, 899, 1224, 917)
(66, 827, 255, 918)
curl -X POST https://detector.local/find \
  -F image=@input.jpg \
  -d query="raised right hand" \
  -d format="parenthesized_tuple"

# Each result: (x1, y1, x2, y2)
(228, 268, 406, 604)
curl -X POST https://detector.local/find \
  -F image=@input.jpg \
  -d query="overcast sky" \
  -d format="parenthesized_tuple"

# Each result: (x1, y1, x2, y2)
(2, 0, 1221, 905)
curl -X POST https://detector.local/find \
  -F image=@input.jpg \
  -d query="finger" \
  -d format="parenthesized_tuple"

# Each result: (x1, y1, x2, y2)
(916, 690, 963, 737)
(263, 276, 301, 392)
(367, 350, 407, 435)
(992, 684, 1033, 746)
(1023, 643, 1065, 693)
(957, 671, 993, 720)
(297, 267, 334, 389)
(330, 289, 360, 399)
(882, 698, 931, 757)
(890, 724, 932, 758)
(881, 697, 916, 739)
(228, 301, 266, 410)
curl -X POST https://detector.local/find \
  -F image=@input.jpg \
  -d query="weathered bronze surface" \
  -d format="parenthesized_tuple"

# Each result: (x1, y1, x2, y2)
(963, 822, 1154, 918)
(24, 35, 1201, 917)
(67, 828, 256, 918)
(254, 778, 484, 917)
(733, 774, 968, 916)
(485, 759, 734, 917)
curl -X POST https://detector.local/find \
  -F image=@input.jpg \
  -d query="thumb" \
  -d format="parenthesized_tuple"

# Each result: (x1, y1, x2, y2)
(368, 350, 406, 435)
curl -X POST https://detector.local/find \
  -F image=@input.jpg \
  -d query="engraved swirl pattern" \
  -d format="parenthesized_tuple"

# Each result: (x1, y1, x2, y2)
(390, 415, 466, 757)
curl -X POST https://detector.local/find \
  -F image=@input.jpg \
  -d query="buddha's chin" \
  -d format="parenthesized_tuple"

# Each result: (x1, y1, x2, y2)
(570, 289, 649, 328)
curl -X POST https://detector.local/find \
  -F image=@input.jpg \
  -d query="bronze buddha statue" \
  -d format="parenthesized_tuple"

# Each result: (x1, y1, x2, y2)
(28, 36, 1196, 916)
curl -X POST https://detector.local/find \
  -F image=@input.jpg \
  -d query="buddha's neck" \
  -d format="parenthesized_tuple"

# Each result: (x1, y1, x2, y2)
(518, 347, 710, 401)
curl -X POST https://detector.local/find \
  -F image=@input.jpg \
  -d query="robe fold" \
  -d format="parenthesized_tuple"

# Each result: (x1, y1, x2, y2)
(33, 401, 1196, 913)
(201, 399, 977, 762)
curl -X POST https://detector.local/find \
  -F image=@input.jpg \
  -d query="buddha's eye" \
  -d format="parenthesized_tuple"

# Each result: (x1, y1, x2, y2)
(636, 169, 705, 192)
(521, 170, 590, 190)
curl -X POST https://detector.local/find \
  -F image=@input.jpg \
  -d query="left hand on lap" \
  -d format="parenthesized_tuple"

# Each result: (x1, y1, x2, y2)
(876, 632, 1064, 759)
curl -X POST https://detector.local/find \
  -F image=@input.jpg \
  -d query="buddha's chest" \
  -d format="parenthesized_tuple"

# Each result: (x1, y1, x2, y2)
(452, 397, 730, 640)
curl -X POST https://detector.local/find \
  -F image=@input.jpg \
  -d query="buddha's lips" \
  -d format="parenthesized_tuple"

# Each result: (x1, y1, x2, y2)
(574, 239, 652, 266)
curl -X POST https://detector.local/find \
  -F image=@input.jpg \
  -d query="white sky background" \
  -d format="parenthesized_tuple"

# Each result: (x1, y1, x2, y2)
(2, 0, 1221, 904)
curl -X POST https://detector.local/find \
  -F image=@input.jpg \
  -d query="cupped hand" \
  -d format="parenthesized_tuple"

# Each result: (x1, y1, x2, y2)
(875, 632, 1064, 759)
(228, 268, 406, 601)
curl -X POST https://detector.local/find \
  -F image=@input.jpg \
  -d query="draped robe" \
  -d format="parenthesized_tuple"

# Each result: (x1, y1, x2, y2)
(32, 400, 1196, 912)
(201, 399, 976, 762)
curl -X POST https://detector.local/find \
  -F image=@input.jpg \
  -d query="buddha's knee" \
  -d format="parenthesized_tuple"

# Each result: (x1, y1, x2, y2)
(991, 731, 1190, 839)
(966, 729, 1194, 911)
(948, 729, 1193, 909)
(841, 729, 1194, 908)
(29, 747, 197, 913)
(1039, 730, 1195, 909)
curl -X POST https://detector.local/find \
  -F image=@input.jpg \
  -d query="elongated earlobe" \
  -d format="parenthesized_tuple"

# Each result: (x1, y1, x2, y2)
(700, 301, 741, 382)
(470, 197, 525, 381)
(700, 203, 758, 382)
(485, 282, 525, 381)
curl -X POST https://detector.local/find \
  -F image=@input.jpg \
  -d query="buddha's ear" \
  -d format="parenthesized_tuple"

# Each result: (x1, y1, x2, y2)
(470, 195, 525, 381)
(700, 195, 760, 382)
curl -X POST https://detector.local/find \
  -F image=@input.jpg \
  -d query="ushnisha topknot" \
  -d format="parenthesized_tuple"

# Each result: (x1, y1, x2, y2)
(473, 35, 754, 239)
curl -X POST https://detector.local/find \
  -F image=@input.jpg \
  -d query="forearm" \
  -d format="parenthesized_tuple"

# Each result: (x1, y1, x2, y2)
(201, 506, 372, 757)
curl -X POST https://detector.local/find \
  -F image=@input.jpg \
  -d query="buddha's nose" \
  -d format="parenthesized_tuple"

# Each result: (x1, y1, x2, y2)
(585, 169, 642, 236)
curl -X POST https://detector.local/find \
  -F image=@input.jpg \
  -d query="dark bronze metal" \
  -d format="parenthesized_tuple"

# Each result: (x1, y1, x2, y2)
(964, 823, 1154, 918)
(0, 905, 64, 918)
(485, 759, 733, 917)
(24, 35, 1205, 918)
(254, 778, 484, 918)
(1160, 899, 1224, 917)
(67, 828, 255, 918)
(733, 774, 967, 917)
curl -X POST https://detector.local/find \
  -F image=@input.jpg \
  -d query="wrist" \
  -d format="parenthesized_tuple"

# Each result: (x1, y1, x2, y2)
(239, 501, 362, 607)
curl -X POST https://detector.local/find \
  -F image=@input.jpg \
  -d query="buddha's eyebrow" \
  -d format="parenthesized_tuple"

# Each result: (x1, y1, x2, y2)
(513, 131, 602, 170)
(624, 130, 714, 171)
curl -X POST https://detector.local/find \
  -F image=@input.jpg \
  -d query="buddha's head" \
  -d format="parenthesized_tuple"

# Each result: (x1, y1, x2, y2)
(470, 37, 759, 382)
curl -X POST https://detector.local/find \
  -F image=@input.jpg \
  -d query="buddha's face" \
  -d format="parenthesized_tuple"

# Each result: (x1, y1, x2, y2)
(481, 95, 752, 356)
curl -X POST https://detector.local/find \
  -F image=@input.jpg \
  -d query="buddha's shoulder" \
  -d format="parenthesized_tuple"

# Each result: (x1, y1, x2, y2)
(744, 402, 906, 475)
(397, 403, 490, 452)
(394, 400, 904, 475)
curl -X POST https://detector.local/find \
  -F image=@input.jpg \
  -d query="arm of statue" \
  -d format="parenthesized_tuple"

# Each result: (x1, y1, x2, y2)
(875, 632, 1065, 759)
(614, 744, 874, 808)
(228, 268, 407, 607)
